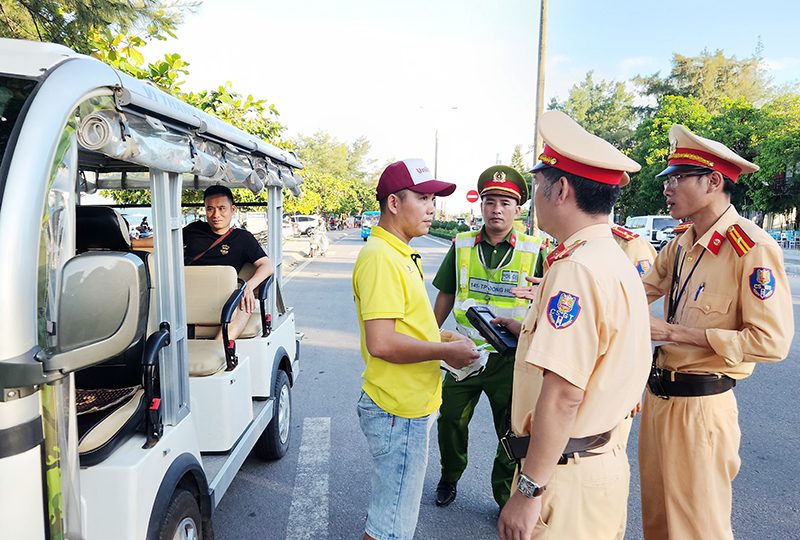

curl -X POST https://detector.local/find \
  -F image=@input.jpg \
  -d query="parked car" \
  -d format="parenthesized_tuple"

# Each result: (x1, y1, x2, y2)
(289, 214, 321, 236)
(658, 228, 677, 251)
(625, 215, 680, 247)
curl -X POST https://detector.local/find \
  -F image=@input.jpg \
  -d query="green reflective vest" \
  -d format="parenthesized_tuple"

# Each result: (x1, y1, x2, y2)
(453, 230, 544, 350)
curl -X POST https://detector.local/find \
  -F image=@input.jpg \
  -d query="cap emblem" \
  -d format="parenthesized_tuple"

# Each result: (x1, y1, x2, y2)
(669, 138, 677, 154)
(538, 153, 557, 166)
(493, 171, 507, 183)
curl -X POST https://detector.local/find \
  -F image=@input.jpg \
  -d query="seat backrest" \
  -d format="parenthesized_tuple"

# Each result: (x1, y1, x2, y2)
(185, 266, 239, 325)
(76, 206, 133, 253)
(74, 206, 150, 390)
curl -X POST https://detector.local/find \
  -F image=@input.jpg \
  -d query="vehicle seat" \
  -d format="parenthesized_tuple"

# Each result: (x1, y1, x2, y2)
(190, 263, 264, 340)
(73, 206, 160, 466)
(185, 266, 243, 376)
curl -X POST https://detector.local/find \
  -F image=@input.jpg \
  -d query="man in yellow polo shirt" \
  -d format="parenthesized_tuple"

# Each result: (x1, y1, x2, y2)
(353, 158, 479, 540)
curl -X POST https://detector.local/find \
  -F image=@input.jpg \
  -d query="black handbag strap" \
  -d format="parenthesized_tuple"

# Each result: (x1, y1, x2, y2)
(188, 227, 234, 265)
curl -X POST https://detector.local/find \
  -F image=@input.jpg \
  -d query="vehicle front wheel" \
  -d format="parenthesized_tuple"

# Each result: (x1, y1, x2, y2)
(158, 489, 202, 540)
(254, 369, 291, 460)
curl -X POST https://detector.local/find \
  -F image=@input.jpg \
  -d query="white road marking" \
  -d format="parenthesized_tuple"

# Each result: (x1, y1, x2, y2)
(286, 417, 331, 540)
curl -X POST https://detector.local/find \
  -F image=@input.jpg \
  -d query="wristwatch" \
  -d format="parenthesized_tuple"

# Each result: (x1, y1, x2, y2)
(517, 473, 546, 498)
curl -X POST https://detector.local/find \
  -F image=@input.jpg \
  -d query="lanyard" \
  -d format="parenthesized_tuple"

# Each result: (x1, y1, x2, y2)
(667, 245, 705, 323)
(476, 241, 514, 282)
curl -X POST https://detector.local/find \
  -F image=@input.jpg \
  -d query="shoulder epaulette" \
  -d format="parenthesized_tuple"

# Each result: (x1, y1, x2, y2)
(612, 226, 638, 242)
(726, 224, 755, 257)
(673, 222, 693, 234)
(546, 240, 587, 266)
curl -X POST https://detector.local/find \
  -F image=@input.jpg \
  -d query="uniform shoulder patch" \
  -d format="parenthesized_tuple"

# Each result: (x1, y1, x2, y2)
(636, 259, 652, 277)
(726, 224, 755, 257)
(673, 222, 693, 234)
(547, 291, 581, 329)
(750, 268, 775, 300)
(612, 226, 638, 241)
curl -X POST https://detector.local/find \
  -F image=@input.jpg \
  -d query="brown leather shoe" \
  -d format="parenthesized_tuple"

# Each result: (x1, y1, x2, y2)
(435, 479, 457, 507)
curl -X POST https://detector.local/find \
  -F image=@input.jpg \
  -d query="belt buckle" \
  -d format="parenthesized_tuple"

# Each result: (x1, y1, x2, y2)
(500, 434, 517, 463)
(648, 366, 670, 400)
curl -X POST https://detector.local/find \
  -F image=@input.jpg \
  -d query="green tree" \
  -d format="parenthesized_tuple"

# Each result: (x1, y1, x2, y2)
(703, 98, 762, 213)
(622, 96, 711, 218)
(289, 131, 380, 215)
(749, 94, 800, 224)
(634, 46, 773, 115)
(0, 0, 195, 54)
(510, 144, 533, 196)
(548, 70, 637, 151)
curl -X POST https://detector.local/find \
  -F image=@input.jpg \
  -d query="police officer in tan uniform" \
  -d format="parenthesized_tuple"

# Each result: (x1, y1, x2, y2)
(612, 223, 657, 277)
(495, 111, 652, 540)
(639, 125, 795, 540)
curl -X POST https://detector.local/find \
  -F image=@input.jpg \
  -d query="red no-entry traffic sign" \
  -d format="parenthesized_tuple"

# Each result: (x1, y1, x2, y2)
(466, 190, 479, 203)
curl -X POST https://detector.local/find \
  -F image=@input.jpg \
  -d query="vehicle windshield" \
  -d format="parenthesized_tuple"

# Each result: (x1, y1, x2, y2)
(654, 217, 679, 230)
(363, 212, 380, 227)
(0, 75, 39, 205)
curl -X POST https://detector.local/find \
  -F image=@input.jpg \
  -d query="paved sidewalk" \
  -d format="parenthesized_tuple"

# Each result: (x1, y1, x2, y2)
(782, 247, 800, 275)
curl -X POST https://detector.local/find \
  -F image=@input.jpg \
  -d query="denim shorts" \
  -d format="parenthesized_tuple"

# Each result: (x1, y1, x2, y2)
(357, 391, 436, 540)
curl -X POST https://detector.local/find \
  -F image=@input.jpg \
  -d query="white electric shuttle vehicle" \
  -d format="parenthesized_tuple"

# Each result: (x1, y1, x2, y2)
(0, 38, 304, 540)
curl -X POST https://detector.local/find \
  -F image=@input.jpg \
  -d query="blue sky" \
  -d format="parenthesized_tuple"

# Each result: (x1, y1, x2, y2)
(144, 0, 799, 213)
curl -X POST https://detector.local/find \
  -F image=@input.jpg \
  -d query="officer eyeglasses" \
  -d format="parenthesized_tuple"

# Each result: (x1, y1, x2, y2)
(663, 172, 708, 190)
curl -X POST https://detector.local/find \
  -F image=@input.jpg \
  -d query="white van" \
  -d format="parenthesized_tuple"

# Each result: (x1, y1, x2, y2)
(0, 38, 304, 540)
(625, 215, 680, 247)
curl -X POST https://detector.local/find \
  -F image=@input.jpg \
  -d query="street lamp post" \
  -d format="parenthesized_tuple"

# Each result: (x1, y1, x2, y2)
(420, 106, 458, 219)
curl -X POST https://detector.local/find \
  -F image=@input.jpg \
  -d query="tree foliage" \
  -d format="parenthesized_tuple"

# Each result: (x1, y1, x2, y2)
(634, 46, 773, 114)
(548, 70, 637, 151)
(286, 131, 379, 216)
(622, 96, 711, 218)
(0, 0, 195, 54)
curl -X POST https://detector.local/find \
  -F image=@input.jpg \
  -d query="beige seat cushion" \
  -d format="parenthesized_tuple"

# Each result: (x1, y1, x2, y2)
(187, 340, 227, 377)
(78, 389, 145, 453)
(185, 266, 238, 325)
(192, 311, 262, 340)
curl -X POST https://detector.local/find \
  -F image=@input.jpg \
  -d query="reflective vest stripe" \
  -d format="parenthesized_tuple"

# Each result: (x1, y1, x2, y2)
(452, 230, 542, 350)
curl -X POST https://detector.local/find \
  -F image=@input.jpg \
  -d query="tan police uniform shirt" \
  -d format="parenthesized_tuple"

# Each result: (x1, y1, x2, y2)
(512, 224, 652, 442)
(612, 226, 657, 277)
(643, 205, 794, 378)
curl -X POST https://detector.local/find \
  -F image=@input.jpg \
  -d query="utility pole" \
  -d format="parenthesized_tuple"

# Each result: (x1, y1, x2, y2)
(528, 0, 547, 235)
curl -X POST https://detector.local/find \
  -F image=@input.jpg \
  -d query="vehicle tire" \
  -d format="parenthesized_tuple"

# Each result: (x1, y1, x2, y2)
(157, 489, 202, 540)
(659, 240, 668, 251)
(254, 369, 291, 461)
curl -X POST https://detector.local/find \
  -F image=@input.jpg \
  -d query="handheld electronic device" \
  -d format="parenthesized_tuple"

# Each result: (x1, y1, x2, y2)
(465, 305, 518, 356)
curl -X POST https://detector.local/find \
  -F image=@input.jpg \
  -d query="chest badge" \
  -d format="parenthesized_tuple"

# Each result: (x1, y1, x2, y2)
(750, 268, 775, 300)
(547, 291, 581, 329)
(219, 244, 230, 255)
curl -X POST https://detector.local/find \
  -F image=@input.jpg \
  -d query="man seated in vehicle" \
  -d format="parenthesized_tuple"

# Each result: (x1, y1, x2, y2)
(134, 185, 274, 340)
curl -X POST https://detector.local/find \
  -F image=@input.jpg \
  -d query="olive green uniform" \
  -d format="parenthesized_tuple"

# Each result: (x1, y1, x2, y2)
(433, 230, 546, 506)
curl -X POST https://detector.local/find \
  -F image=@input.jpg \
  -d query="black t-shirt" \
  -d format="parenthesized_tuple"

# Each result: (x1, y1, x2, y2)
(183, 221, 266, 273)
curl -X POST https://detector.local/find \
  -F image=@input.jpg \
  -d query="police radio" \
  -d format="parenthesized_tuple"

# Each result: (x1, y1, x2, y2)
(465, 306, 518, 356)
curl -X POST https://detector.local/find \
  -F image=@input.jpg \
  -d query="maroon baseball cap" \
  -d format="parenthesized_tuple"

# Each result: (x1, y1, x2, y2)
(376, 159, 457, 200)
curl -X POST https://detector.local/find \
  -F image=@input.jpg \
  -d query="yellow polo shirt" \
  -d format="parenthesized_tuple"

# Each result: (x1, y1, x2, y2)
(352, 226, 442, 418)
